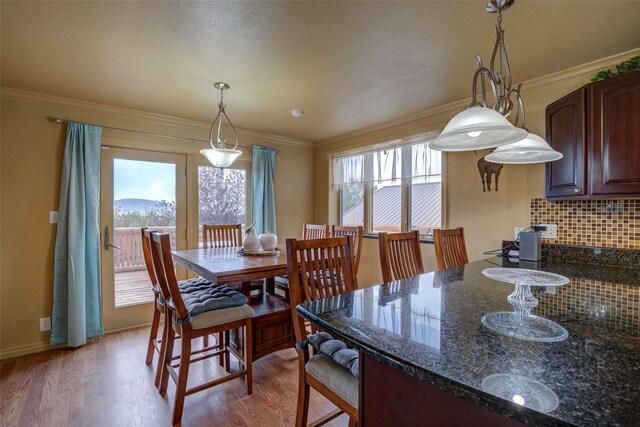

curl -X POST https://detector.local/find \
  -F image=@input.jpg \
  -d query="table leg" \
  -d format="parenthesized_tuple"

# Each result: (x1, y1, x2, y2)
(266, 277, 275, 295)
(241, 281, 251, 296)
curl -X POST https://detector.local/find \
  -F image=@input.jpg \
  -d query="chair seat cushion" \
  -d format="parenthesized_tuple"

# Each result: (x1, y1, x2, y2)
(182, 284, 248, 316)
(305, 353, 358, 408)
(308, 332, 359, 378)
(190, 304, 254, 330)
(274, 275, 289, 286)
(155, 277, 214, 303)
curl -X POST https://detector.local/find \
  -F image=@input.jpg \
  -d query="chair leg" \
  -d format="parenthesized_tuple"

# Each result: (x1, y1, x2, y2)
(159, 321, 175, 396)
(348, 416, 358, 427)
(295, 379, 310, 427)
(146, 302, 161, 365)
(245, 319, 253, 395)
(203, 334, 209, 348)
(217, 332, 225, 367)
(224, 330, 231, 372)
(172, 331, 192, 426)
(155, 309, 170, 388)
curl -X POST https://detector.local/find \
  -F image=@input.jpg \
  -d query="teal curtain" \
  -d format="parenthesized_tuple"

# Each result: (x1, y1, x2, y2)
(51, 122, 103, 347)
(252, 146, 277, 235)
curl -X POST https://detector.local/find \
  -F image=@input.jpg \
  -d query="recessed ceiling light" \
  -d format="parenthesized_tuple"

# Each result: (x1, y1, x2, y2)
(290, 109, 304, 118)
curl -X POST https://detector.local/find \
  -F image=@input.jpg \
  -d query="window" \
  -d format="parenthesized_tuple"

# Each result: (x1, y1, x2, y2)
(334, 139, 442, 236)
(197, 165, 248, 247)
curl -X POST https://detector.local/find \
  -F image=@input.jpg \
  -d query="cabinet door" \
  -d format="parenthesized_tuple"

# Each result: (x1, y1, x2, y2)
(591, 73, 640, 196)
(545, 88, 587, 199)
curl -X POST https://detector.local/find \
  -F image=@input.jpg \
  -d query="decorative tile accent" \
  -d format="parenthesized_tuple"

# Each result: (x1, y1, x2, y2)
(530, 198, 640, 249)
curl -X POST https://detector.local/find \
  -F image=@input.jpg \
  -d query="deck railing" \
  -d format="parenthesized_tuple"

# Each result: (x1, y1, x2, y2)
(113, 226, 176, 272)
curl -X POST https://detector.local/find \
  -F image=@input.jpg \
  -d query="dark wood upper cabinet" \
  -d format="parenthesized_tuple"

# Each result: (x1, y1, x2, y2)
(546, 72, 640, 200)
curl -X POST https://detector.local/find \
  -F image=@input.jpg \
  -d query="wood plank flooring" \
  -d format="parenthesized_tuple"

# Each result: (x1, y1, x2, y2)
(0, 327, 349, 427)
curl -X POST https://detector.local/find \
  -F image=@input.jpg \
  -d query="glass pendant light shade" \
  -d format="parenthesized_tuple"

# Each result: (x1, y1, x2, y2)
(200, 147, 242, 168)
(485, 133, 563, 164)
(429, 107, 528, 152)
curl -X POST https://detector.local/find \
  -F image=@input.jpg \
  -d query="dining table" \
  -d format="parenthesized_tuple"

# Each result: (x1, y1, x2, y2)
(172, 246, 294, 361)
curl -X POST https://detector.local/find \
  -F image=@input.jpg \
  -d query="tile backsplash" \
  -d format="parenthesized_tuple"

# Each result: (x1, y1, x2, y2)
(530, 198, 640, 249)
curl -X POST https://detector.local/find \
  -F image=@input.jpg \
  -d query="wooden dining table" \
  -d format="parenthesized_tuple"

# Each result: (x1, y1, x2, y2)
(172, 246, 288, 295)
(171, 246, 294, 361)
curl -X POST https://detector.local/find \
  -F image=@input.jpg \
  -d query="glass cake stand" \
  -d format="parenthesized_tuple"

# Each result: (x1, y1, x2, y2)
(481, 268, 569, 342)
(482, 373, 559, 414)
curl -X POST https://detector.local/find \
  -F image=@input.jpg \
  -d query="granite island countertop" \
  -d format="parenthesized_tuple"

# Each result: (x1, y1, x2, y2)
(297, 257, 640, 426)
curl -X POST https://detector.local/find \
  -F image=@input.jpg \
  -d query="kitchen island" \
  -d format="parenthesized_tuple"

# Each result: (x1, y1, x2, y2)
(297, 255, 640, 426)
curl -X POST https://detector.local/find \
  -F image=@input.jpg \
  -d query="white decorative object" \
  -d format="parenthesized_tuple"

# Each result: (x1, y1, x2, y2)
(259, 231, 278, 251)
(242, 225, 260, 252)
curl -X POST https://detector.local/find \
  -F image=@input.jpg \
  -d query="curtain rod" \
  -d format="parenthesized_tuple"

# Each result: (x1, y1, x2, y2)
(48, 116, 282, 154)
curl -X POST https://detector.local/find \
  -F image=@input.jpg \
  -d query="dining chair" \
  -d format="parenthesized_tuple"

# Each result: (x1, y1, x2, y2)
(287, 236, 359, 427)
(378, 230, 424, 283)
(302, 223, 330, 239)
(150, 231, 254, 425)
(274, 223, 335, 300)
(202, 223, 242, 248)
(433, 227, 469, 270)
(203, 223, 264, 295)
(331, 225, 363, 274)
(140, 228, 221, 388)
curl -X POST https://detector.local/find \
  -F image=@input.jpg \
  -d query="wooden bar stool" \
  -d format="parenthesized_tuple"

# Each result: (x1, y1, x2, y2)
(433, 227, 469, 270)
(378, 230, 424, 282)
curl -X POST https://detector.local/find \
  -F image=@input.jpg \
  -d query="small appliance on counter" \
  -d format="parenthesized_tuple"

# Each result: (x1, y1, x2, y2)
(519, 231, 542, 261)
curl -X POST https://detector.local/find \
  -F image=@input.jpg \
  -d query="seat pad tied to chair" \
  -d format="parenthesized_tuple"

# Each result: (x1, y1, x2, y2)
(308, 332, 359, 378)
(178, 284, 254, 329)
(305, 353, 359, 408)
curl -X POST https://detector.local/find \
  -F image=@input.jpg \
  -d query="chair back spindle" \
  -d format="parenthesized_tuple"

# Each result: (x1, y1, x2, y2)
(302, 223, 330, 239)
(378, 230, 424, 283)
(433, 227, 469, 270)
(331, 225, 363, 274)
(203, 224, 243, 248)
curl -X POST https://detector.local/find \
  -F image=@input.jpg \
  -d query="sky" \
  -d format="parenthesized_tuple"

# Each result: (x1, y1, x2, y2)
(113, 159, 176, 202)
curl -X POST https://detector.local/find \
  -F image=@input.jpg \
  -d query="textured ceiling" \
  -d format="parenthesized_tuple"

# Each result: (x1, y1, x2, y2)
(2, 1, 639, 142)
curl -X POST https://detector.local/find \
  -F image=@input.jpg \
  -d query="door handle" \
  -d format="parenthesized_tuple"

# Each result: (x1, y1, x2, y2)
(104, 226, 121, 250)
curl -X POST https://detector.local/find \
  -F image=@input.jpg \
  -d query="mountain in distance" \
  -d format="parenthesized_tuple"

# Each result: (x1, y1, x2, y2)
(115, 198, 163, 213)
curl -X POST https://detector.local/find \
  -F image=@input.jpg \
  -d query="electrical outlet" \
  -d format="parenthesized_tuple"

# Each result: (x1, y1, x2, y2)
(39, 317, 51, 332)
(49, 211, 58, 224)
(514, 227, 525, 240)
(538, 224, 558, 239)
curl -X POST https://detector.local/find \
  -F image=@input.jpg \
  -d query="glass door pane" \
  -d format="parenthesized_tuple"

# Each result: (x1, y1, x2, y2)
(112, 159, 176, 307)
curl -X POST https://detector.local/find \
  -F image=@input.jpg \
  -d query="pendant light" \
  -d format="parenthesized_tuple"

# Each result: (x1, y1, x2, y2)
(485, 133, 563, 164)
(200, 82, 242, 168)
(430, 0, 532, 154)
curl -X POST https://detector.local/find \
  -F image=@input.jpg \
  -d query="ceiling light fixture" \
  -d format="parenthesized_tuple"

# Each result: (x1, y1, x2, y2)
(429, 0, 561, 164)
(200, 82, 242, 168)
(290, 109, 304, 118)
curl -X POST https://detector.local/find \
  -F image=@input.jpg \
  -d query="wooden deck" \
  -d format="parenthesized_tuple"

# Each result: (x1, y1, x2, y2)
(114, 269, 154, 307)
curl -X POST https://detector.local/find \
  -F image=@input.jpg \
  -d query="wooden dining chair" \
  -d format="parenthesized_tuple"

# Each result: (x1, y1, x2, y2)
(378, 230, 424, 283)
(331, 225, 363, 274)
(150, 231, 254, 425)
(140, 228, 220, 388)
(433, 227, 469, 270)
(203, 223, 264, 295)
(287, 236, 359, 427)
(302, 223, 330, 239)
(202, 223, 242, 248)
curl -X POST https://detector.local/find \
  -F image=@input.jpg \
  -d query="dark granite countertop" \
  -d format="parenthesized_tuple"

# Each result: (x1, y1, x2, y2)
(297, 258, 640, 427)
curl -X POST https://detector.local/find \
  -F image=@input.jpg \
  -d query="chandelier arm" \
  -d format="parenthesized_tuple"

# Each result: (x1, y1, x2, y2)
(208, 112, 221, 148)
(514, 84, 526, 128)
(221, 110, 240, 150)
(471, 66, 499, 110)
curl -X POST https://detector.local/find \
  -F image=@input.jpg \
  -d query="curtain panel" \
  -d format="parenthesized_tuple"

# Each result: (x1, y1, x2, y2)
(252, 145, 277, 235)
(333, 141, 442, 190)
(51, 122, 103, 347)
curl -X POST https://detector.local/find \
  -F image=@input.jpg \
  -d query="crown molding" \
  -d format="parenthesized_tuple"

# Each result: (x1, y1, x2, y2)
(317, 48, 640, 147)
(0, 87, 314, 148)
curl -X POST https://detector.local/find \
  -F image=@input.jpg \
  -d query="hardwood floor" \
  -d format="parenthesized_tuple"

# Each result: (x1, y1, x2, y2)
(0, 327, 349, 427)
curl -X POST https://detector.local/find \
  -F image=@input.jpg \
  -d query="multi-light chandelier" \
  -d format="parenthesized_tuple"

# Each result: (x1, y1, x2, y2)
(429, 0, 562, 164)
(200, 82, 242, 168)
